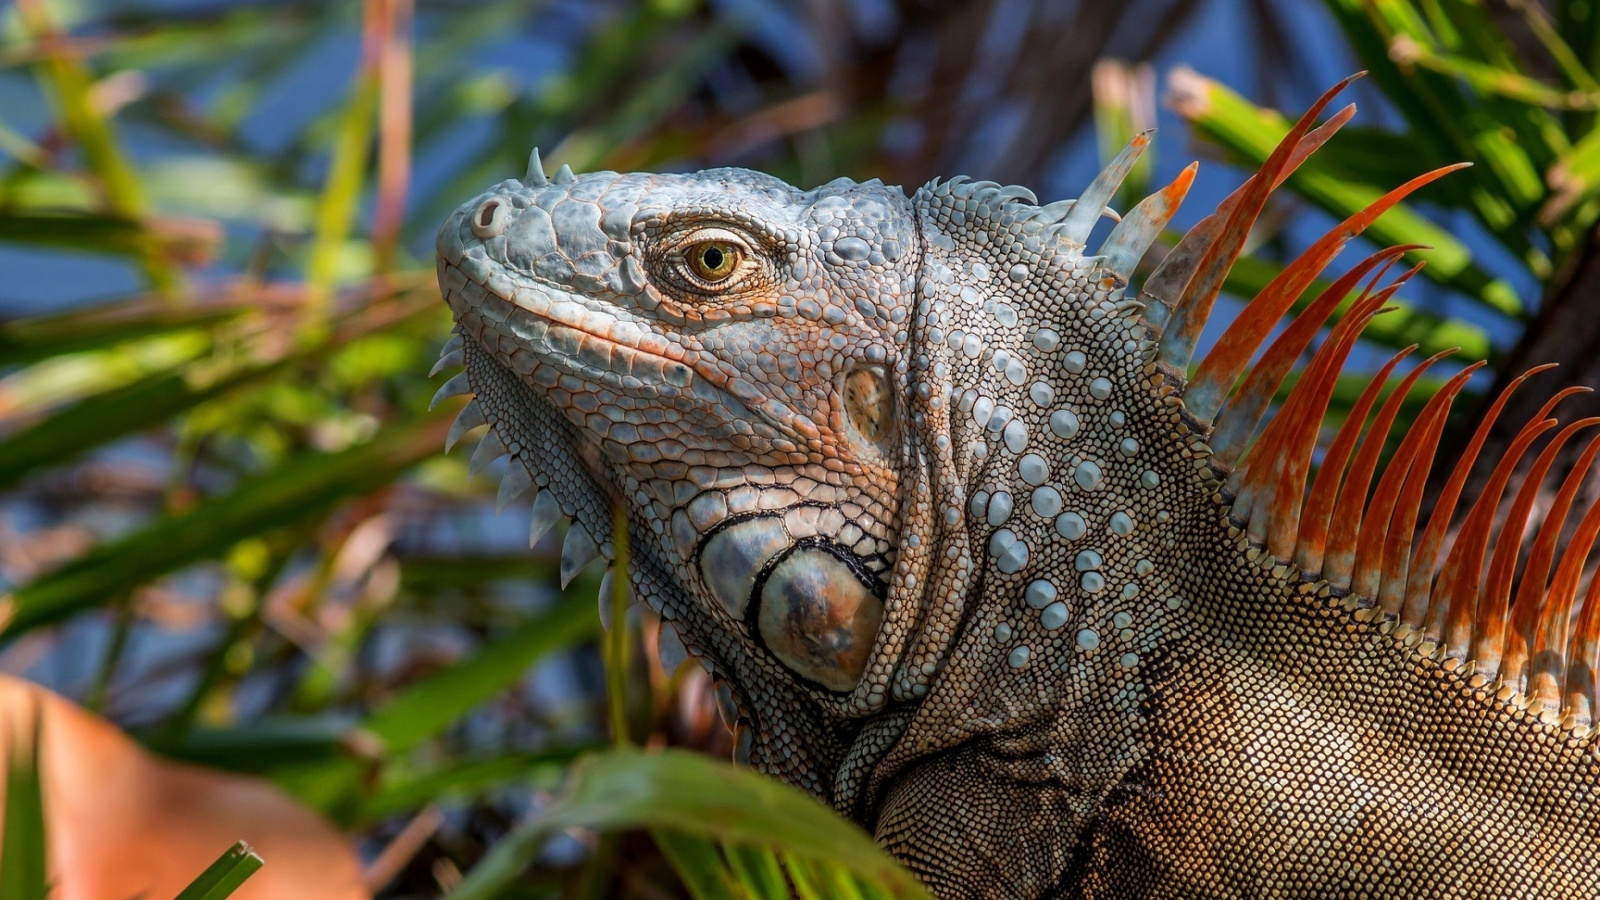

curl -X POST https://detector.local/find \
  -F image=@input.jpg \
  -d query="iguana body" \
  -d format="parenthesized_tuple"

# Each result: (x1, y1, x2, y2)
(434, 80, 1600, 897)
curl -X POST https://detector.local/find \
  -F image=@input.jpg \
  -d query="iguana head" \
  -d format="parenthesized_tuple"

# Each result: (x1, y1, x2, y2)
(436, 159, 940, 793)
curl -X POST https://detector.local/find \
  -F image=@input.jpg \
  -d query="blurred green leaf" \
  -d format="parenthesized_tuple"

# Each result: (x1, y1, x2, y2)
(275, 586, 600, 822)
(1392, 38, 1600, 110)
(446, 747, 931, 900)
(363, 591, 594, 754)
(0, 697, 48, 900)
(306, 58, 381, 309)
(652, 830, 743, 900)
(16, 0, 175, 290)
(0, 211, 218, 263)
(142, 716, 359, 773)
(0, 297, 247, 368)
(357, 747, 584, 823)
(0, 288, 438, 492)
(0, 410, 449, 638)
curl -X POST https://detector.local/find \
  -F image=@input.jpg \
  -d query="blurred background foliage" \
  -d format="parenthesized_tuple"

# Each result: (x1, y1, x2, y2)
(2, 0, 1599, 896)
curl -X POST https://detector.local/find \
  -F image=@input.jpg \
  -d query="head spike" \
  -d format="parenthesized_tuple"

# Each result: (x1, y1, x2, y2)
(554, 163, 576, 185)
(560, 524, 600, 588)
(445, 398, 489, 452)
(430, 371, 472, 411)
(657, 621, 689, 673)
(528, 490, 562, 548)
(468, 429, 508, 480)
(430, 345, 465, 378)
(598, 567, 618, 629)
(496, 461, 533, 512)
(525, 147, 548, 186)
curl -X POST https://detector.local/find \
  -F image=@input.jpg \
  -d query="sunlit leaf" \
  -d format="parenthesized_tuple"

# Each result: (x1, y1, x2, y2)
(446, 747, 932, 900)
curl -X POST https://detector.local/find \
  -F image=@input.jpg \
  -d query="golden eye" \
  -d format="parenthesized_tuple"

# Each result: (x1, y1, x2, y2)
(688, 241, 740, 282)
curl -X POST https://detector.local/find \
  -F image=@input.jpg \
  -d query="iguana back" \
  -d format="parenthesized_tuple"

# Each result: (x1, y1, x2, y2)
(433, 78, 1600, 897)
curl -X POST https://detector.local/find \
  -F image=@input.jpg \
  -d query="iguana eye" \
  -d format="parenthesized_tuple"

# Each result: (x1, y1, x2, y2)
(687, 240, 741, 282)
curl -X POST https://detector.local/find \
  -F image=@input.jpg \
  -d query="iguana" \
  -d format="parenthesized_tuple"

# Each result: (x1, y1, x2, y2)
(431, 77, 1600, 897)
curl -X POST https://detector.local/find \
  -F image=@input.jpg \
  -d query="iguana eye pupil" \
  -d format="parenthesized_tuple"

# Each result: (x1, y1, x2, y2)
(689, 241, 739, 281)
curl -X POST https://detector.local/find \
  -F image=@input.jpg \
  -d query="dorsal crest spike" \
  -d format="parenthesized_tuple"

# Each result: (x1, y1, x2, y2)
(1056, 132, 1151, 246)
(1227, 283, 1391, 548)
(1320, 347, 1449, 589)
(1293, 342, 1412, 577)
(1374, 360, 1483, 616)
(1348, 351, 1468, 602)
(1209, 244, 1423, 469)
(1497, 419, 1600, 688)
(1184, 157, 1461, 425)
(1435, 415, 1561, 659)
(1520, 432, 1600, 648)
(1546, 447, 1600, 719)
(1408, 364, 1559, 628)
(1157, 78, 1359, 372)
(1139, 106, 1354, 335)
(1102, 163, 1197, 282)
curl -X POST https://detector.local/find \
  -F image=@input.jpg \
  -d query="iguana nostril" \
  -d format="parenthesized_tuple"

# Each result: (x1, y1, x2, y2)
(471, 198, 509, 238)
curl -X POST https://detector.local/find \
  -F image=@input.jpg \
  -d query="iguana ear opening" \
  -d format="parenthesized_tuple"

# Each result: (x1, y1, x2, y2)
(843, 363, 898, 459)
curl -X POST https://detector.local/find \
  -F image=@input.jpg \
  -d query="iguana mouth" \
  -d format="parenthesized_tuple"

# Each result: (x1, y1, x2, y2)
(438, 257, 815, 452)
(439, 260, 691, 387)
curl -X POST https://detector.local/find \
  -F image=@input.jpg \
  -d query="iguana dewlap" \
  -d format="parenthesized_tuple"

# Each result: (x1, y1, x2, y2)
(434, 79, 1600, 897)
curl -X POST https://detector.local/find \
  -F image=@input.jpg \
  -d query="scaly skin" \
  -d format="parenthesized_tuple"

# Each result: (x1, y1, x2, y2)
(435, 126, 1600, 894)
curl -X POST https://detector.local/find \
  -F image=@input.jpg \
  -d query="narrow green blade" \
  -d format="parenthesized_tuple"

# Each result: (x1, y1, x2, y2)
(172, 840, 265, 900)
(1, 699, 48, 900)
(445, 747, 930, 900)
